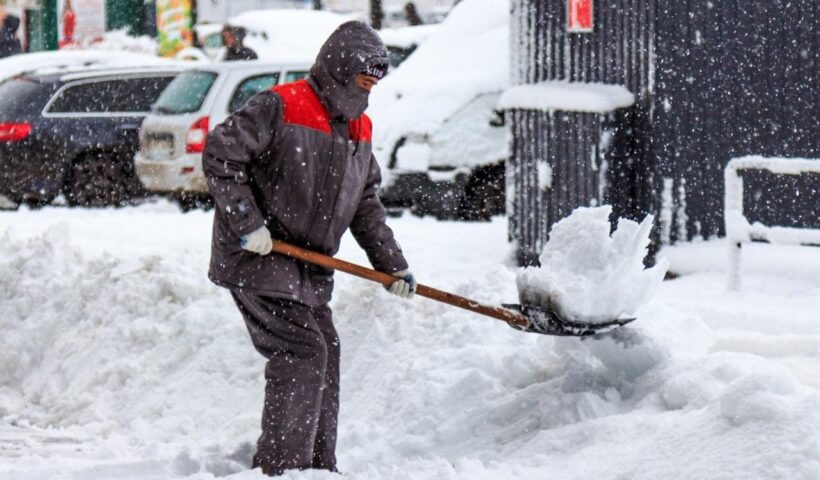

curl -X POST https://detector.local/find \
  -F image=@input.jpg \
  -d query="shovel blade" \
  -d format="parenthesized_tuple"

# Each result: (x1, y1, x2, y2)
(502, 304, 636, 337)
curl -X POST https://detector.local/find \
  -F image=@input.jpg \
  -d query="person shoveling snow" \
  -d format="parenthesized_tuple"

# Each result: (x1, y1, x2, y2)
(203, 21, 416, 477)
(517, 206, 669, 325)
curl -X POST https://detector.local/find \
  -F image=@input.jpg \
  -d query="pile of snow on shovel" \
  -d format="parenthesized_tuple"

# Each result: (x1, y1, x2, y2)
(517, 206, 669, 324)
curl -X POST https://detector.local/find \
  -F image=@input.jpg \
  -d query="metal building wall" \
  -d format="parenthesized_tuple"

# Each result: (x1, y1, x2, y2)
(508, 110, 606, 265)
(509, 0, 819, 264)
(653, 0, 820, 240)
(509, 0, 656, 265)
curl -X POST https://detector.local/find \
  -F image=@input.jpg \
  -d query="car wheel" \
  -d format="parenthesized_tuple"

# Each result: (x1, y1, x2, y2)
(385, 206, 405, 218)
(65, 153, 130, 207)
(457, 162, 506, 221)
(175, 192, 214, 213)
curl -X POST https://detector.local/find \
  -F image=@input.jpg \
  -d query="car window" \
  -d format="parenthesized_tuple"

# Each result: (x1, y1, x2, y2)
(228, 73, 280, 113)
(153, 71, 218, 115)
(48, 81, 120, 113)
(387, 46, 416, 69)
(125, 77, 176, 111)
(203, 33, 223, 49)
(47, 76, 175, 114)
(0, 78, 57, 117)
(284, 71, 309, 83)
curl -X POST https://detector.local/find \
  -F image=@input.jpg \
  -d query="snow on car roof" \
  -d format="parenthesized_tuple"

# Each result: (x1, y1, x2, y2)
(191, 60, 312, 73)
(228, 9, 359, 63)
(58, 66, 185, 83)
(0, 50, 172, 84)
(368, 0, 509, 153)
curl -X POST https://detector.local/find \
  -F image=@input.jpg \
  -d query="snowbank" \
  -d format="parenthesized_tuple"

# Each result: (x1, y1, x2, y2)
(0, 223, 261, 449)
(499, 81, 636, 113)
(517, 206, 668, 323)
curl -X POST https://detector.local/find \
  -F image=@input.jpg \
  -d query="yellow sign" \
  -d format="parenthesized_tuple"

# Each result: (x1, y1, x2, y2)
(156, 0, 192, 57)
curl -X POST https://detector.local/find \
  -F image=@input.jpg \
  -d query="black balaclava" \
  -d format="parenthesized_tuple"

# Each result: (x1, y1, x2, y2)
(308, 21, 389, 120)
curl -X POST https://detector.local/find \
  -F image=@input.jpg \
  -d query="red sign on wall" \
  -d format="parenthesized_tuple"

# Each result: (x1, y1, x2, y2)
(567, 0, 594, 33)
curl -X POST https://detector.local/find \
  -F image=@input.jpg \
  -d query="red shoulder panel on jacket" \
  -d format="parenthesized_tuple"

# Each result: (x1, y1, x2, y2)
(271, 80, 330, 135)
(349, 114, 372, 143)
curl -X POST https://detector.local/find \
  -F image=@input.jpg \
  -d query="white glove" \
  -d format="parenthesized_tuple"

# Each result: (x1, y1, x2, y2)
(240, 226, 273, 255)
(386, 269, 416, 299)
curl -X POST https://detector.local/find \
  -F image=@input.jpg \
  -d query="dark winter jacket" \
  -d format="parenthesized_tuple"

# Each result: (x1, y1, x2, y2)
(0, 14, 22, 58)
(203, 21, 407, 306)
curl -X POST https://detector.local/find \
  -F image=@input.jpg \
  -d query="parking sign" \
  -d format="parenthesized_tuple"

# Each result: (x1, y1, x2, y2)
(567, 0, 593, 32)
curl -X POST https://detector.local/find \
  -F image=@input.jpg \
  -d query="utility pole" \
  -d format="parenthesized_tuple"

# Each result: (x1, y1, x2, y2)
(370, 0, 383, 30)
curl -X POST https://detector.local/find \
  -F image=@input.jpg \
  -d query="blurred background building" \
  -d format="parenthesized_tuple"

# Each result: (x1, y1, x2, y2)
(10, 0, 453, 53)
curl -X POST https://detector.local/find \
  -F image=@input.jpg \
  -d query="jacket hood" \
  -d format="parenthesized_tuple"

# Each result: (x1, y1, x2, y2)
(308, 20, 389, 120)
(2, 15, 20, 35)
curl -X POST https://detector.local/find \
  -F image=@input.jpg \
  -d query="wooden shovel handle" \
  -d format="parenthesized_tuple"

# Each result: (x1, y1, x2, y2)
(269, 240, 529, 328)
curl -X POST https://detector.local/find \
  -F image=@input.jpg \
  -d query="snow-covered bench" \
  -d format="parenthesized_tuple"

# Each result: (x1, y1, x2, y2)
(724, 156, 820, 290)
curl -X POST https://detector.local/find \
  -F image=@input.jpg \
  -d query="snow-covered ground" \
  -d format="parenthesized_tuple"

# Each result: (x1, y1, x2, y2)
(1, 203, 819, 480)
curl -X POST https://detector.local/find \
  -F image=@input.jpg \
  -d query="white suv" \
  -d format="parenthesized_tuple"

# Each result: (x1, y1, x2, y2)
(134, 61, 311, 209)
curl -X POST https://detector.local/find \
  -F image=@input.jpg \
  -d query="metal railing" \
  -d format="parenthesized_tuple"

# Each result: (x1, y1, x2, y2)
(724, 156, 820, 291)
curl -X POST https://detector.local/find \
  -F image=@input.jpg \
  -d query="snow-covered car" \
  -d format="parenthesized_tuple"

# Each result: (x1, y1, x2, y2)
(368, 0, 509, 220)
(192, 23, 226, 60)
(377, 24, 439, 69)
(0, 66, 181, 207)
(134, 60, 311, 209)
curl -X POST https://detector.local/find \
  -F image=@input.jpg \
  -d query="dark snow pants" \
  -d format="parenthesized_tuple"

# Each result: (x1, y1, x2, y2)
(231, 291, 340, 476)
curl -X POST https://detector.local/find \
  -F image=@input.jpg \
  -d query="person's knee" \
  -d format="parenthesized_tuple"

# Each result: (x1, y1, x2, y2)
(265, 331, 328, 378)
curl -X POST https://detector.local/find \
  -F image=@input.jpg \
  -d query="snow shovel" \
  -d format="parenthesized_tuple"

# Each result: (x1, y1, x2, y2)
(269, 240, 635, 337)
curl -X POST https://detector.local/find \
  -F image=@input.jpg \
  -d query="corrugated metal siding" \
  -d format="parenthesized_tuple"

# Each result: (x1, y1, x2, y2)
(509, 0, 656, 265)
(654, 0, 820, 240)
(510, 0, 819, 263)
(509, 110, 606, 265)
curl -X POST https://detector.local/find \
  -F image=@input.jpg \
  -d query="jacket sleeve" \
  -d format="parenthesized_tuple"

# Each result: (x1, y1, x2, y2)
(202, 90, 280, 237)
(349, 154, 409, 273)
